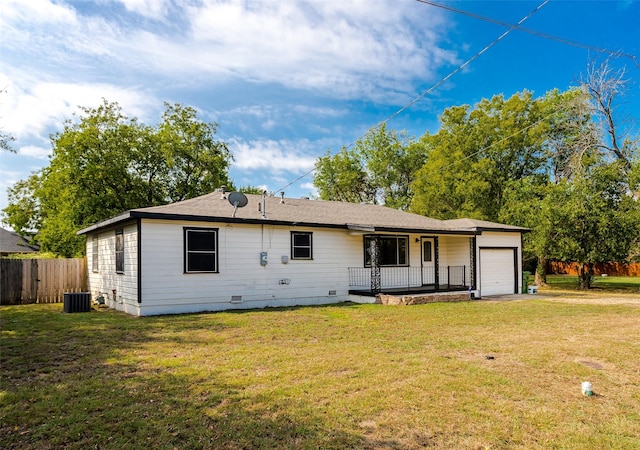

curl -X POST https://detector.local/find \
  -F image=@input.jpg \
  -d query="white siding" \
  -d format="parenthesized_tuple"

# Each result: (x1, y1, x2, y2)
(438, 236, 472, 286)
(84, 220, 523, 315)
(138, 220, 365, 315)
(86, 223, 139, 315)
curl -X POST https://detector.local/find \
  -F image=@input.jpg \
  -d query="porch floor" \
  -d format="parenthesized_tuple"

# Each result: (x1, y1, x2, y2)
(348, 285, 469, 296)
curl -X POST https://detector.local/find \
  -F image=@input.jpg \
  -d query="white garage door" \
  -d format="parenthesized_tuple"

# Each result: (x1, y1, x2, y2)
(480, 249, 516, 297)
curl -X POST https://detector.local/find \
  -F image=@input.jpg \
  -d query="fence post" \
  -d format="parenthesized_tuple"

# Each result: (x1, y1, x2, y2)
(30, 259, 38, 303)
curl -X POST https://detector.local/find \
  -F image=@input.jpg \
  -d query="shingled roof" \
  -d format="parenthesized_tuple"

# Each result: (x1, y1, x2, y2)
(78, 191, 528, 235)
(0, 227, 40, 255)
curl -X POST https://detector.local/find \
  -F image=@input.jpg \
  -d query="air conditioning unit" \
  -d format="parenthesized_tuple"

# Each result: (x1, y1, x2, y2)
(63, 292, 91, 313)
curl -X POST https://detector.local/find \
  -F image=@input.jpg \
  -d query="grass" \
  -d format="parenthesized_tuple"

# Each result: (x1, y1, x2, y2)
(2, 297, 640, 449)
(543, 274, 640, 293)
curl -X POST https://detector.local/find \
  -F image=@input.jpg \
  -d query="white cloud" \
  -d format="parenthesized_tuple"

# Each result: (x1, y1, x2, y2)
(229, 138, 317, 173)
(2, 0, 457, 103)
(117, 0, 170, 21)
(18, 145, 50, 160)
(299, 181, 318, 198)
(177, 0, 456, 100)
(0, 71, 158, 140)
(0, 0, 77, 25)
(292, 105, 347, 118)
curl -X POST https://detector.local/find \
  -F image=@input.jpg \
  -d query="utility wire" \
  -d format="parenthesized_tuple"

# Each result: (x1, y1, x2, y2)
(416, 0, 640, 68)
(276, 0, 549, 194)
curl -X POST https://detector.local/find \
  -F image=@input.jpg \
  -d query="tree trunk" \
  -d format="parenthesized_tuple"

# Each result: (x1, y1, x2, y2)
(578, 262, 592, 289)
(534, 256, 548, 286)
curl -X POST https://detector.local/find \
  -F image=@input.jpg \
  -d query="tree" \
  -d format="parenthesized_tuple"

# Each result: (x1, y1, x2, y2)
(500, 175, 551, 284)
(157, 103, 232, 202)
(0, 130, 15, 153)
(314, 147, 373, 204)
(500, 88, 597, 285)
(411, 91, 549, 220)
(238, 185, 268, 195)
(545, 161, 639, 288)
(2, 100, 233, 256)
(501, 160, 639, 289)
(582, 59, 637, 170)
(548, 59, 640, 287)
(313, 124, 423, 209)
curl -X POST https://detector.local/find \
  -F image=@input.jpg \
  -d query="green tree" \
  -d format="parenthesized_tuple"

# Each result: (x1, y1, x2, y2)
(314, 147, 373, 204)
(500, 88, 596, 285)
(500, 175, 550, 283)
(157, 103, 232, 202)
(410, 91, 549, 221)
(502, 62, 639, 287)
(239, 185, 268, 195)
(313, 124, 422, 209)
(546, 162, 639, 288)
(2, 100, 232, 256)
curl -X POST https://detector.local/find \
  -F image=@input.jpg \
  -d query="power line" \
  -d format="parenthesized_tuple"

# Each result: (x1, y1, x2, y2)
(416, 0, 640, 68)
(276, 0, 550, 194)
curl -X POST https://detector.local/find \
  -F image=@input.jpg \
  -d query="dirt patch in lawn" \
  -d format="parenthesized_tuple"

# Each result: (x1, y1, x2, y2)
(483, 291, 640, 306)
(541, 291, 640, 306)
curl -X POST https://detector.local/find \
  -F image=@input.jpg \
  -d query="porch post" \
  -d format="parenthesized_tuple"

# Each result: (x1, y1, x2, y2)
(369, 236, 381, 293)
(434, 237, 440, 290)
(470, 237, 477, 289)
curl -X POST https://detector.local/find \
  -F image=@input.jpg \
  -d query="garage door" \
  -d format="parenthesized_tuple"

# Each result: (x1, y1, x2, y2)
(480, 249, 516, 296)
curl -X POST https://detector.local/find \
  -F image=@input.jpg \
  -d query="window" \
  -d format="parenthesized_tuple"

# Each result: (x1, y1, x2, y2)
(185, 228, 218, 273)
(364, 235, 408, 267)
(115, 229, 124, 274)
(291, 231, 313, 260)
(92, 236, 99, 272)
(423, 240, 432, 262)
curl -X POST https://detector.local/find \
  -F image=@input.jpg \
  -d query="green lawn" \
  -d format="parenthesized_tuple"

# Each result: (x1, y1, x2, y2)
(544, 274, 640, 293)
(2, 299, 639, 449)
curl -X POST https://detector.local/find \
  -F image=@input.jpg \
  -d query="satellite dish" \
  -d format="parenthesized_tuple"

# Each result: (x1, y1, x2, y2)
(228, 192, 248, 217)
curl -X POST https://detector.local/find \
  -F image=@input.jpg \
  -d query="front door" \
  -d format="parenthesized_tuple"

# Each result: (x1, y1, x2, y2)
(421, 237, 436, 285)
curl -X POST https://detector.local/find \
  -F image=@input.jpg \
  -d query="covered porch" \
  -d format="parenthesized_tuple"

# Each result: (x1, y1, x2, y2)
(346, 233, 477, 296)
(348, 265, 472, 296)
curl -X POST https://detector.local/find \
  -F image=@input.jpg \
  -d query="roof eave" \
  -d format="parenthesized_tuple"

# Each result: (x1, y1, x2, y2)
(77, 210, 489, 235)
(76, 211, 136, 235)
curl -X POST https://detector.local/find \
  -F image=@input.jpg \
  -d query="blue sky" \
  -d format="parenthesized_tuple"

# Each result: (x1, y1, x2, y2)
(1, 0, 638, 219)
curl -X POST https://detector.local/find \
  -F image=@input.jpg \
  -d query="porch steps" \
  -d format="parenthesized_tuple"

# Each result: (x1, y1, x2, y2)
(376, 291, 471, 306)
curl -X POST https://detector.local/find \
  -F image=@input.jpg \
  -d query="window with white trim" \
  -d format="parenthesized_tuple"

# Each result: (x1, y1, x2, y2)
(115, 229, 124, 274)
(92, 236, 99, 273)
(184, 228, 218, 273)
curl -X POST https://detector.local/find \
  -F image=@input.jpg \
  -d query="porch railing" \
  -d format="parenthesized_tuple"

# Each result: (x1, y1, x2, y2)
(348, 266, 468, 292)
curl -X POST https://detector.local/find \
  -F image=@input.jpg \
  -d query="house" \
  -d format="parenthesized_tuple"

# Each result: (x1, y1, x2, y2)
(77, 190, 528, 316)
(0, 227, 40, 257)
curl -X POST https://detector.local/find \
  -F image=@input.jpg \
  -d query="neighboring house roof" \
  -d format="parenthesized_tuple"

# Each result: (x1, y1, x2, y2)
(0, 227, 40, 254)
(78, 191, 529, 235)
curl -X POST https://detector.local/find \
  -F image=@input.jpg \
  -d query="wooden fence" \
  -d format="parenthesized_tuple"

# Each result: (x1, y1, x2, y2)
(548, 261, 640, 277)
(0, 258, 87, 305)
